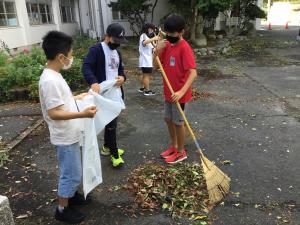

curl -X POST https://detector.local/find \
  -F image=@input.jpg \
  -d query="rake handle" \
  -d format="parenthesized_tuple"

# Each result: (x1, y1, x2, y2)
(155, 56, 205, 159)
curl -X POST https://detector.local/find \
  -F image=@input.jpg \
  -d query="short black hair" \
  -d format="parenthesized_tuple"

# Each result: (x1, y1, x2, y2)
(42, 31, 73, 60)
(142, 23, 156, 34)
(164, 14, 185, 33)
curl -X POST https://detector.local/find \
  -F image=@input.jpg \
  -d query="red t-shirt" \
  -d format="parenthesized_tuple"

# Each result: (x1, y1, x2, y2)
(159, 39, 196, 103)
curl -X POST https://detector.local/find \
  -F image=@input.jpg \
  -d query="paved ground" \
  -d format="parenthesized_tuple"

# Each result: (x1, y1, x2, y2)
(1, 29, 300, 225)
(0, 102, 41, 143)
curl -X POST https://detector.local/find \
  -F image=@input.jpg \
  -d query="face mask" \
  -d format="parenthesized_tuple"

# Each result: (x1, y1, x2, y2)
(62, 56, 73, 70)
(148, 32, 155, 38)
(166, 35, 180, 44)
(108, 42, 120, 50)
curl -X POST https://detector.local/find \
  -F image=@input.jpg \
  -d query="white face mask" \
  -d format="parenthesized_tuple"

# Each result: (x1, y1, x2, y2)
(62, 56, 74, 70)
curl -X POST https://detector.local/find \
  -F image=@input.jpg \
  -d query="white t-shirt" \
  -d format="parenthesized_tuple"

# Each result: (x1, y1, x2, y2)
(101, 42, 120, 81)
(39, 68, 81, 145)
(139, 33, 154, 68)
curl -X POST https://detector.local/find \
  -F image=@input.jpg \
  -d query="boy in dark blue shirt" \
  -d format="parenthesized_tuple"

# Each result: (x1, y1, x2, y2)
(82, 23, 127, 167)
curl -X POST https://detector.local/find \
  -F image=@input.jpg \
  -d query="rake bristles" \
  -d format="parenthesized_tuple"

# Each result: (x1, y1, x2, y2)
(201, 155, 231, 204)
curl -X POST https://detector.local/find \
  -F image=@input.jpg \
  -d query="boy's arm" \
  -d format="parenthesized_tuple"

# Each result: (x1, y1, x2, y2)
(82, 46, 100, 92)
(48, 105, 97, 120)
(171, 69, 197, 102)
(143, 36, 159, 46)
(153, 40, 166, 69)
(171, 44, 197, 102)
(74, 93, 89, 100)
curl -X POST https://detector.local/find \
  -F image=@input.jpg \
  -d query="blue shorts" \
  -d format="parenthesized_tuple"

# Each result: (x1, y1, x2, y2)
(55, 142, 82, 198)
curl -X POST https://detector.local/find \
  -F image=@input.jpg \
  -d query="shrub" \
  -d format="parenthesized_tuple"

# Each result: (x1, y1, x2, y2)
(0, 51, 8, 67)
(0, 35, 94, 101)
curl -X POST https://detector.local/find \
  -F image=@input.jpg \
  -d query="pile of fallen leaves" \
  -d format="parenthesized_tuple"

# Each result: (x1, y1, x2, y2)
(124, 162, 210, 221)
(192, 89, 216, 101)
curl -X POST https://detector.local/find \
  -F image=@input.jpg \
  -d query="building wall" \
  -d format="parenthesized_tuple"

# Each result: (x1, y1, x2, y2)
(0, 0, 80, 50)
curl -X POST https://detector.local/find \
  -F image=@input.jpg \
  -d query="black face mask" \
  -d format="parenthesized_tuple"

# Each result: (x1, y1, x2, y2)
(108, 42, 120, 50)
(148, 32, 155, 38)
(166, 35, 180, 44)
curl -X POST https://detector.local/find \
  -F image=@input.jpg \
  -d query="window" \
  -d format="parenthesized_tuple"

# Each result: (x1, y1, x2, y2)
(0, 0, 18, 27)
(26, 0, 53, 25)
(110, 2, 126, 20)
(59, 0, 75, 23)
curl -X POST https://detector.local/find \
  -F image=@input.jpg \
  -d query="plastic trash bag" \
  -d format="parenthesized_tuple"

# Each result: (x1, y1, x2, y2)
(81, 117, 102, 198)
(89, 80, 125, 134)
(75, 96, 102, 199)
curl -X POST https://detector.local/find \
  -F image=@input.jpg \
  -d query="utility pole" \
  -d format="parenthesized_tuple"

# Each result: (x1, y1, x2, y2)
(267, 0, 272, 22)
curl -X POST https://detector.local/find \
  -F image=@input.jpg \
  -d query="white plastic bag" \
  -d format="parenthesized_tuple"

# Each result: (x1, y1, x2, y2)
(75, 95, 102, 198)
(81, 117, 102, 198)
(89, 80, 125, 134)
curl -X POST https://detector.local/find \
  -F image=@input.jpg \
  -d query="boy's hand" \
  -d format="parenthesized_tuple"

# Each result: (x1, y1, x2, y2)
(155, 40, 166, 52)
(82, 106, 97, 118)
(151, 36, 160, 42)
(115, 76, 125, 86)
(91, 83, 100, 93)
(171, 90, 185, 102)
(75, 93, 89, 100)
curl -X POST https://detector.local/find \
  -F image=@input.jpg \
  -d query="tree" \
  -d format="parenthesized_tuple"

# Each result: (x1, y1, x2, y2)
(231, 0, 266, 33)
(109, 0, 158, 36)
(169, 0, 233, 43)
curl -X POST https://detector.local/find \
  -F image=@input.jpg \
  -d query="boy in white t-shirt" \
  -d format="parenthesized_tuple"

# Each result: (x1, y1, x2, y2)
(138, 23, 159, 96)
(39, 31, 97, 224)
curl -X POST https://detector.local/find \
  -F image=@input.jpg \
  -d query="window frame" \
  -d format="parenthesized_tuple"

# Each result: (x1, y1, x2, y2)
(26, 0, 54, 26)
(59, 0, 76, 24)
(0, 0, 19, 27)
(110, 2, 127, 21)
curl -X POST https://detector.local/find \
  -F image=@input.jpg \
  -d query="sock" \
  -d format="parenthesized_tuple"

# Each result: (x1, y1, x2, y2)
(58, 205, 65, 213)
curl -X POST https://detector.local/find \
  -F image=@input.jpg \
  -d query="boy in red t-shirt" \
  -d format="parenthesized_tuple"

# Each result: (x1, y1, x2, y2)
(154, 14, 197, 164)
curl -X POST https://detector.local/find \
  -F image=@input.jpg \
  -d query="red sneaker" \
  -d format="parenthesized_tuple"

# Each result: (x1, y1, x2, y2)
(165, 150, 187, 164)
(160, 146, 176, 159)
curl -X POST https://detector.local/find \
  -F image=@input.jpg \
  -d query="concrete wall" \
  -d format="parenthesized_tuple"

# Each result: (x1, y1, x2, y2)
(0, 0, 80, 50)
(0, 195, 14, 225)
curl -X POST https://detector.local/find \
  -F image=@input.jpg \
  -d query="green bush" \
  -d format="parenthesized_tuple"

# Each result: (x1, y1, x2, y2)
(0, 51, 8, 67)
(0, 35, 94, 101)
(0, 48, 45, 100)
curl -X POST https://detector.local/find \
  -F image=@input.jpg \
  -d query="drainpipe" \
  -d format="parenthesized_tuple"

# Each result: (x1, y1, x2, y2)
(98, 0, 105, 38)
(77, 0, 83, 35)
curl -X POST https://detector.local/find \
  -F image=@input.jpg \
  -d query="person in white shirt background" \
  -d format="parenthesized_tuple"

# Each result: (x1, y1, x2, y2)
(138, 23, 159, 96)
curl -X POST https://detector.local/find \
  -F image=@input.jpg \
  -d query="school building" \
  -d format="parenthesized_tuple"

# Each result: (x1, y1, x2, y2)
(0, 0, 263, 52)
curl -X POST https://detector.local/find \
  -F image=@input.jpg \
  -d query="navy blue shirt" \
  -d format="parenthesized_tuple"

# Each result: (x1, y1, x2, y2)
(82, 43, 126, 97)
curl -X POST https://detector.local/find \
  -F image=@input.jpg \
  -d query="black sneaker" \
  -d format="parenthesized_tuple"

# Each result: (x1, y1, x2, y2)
(55, 206, 85, 224)
(144, 90, 156, 96)
(138, 87, 145, 93)
(69, 191, 92, 206)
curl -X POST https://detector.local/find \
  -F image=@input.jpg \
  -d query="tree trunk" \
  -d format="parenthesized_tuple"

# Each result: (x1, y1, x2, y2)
(193, 11, 207, 47)
(151, 0, 158, 23)
(189, 0, 197, 42)
(195, 12, 204, 38)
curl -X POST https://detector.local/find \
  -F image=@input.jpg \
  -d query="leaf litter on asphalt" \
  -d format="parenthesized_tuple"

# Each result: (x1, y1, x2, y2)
(124, 162, 211, 222)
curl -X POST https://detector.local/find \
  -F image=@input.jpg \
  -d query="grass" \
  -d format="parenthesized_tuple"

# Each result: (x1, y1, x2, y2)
(0, 140, 9, 167)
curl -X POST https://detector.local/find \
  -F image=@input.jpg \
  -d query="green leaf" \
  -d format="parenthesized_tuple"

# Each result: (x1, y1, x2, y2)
(162, 203, 168, 209)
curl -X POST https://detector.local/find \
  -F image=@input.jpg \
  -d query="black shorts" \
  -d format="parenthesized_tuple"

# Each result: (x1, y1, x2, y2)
(141, 67, 153, 74)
